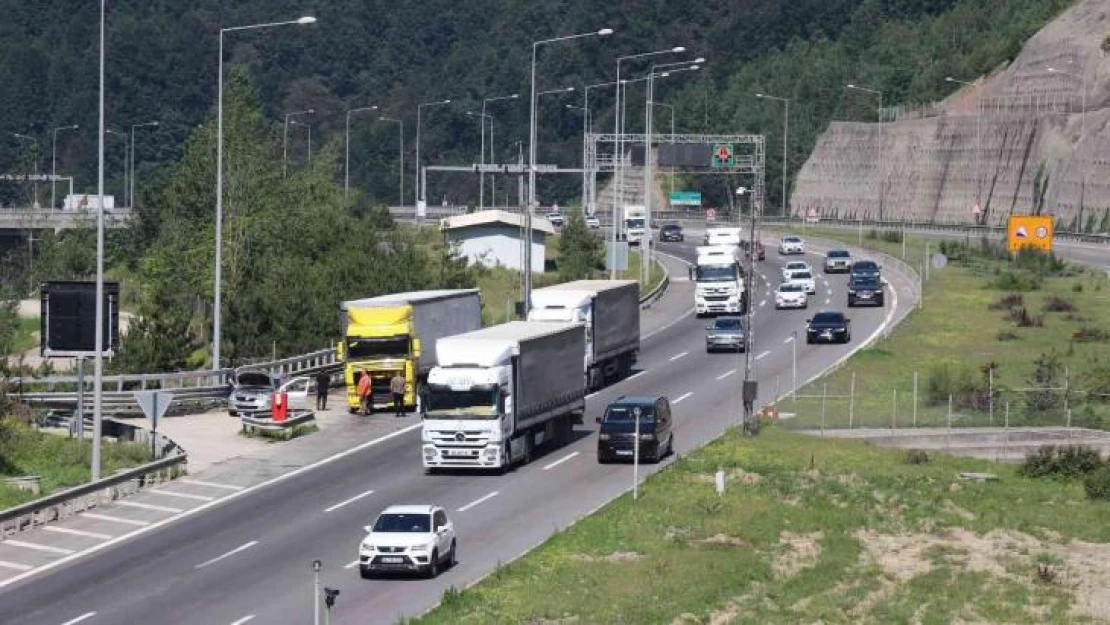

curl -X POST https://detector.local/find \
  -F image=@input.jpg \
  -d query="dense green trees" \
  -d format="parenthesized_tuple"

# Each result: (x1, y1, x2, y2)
(557, 209, 604, 281)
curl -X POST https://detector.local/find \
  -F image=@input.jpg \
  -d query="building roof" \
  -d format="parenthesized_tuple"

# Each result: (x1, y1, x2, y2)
(440, 209, 555, 235)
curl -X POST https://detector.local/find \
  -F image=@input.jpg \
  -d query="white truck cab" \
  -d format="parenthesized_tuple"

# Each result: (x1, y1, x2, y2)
(694, 245, 747, 316)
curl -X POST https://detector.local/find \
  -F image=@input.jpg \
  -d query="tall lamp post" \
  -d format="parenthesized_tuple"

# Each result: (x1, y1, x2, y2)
(130, 121, 159, 209)
(480, 93, 519, 209)
(415, 99, 453, 208)
(283, 109, 315, 177)
(846, 84, 884, 219)
(345, 105, 378, 197)
(467, 110, 492, 206)
(51, 124, 79, 209)
(755, 93, 789, 217)
(945, 77, 982, 216)
(378, 117, 404, 207)
(93, 0, 107, 481)
(527, 28, 613, 314)
(609, 46, 684, 279)
(214, 15, 317, 372)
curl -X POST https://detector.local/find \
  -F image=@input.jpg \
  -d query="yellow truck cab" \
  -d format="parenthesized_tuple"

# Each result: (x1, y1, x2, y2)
(339, 290, 481, 414)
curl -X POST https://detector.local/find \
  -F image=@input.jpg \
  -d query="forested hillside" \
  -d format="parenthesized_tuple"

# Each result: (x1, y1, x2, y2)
(0, 0, 1070, 211)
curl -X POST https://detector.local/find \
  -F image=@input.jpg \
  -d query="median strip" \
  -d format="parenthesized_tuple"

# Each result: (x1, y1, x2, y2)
(82, 513, 149, 527)
(457, 491, 499, 513)
(150, 490, 215, 502)
(115, 501, 183, 513)
(179, 479, 244, 491)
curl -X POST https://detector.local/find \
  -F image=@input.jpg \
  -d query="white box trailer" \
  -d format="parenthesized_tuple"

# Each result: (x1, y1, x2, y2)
(528, 280, 640, 390)
(422, 321, 586, 471)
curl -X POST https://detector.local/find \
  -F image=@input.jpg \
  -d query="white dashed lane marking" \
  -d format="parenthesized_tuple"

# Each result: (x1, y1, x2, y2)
(673, 392, 693, 404)
(324, 489, 376, 513)
(756, 350, 771, 360)
(195, 541, 258, 570)
(543, 452, 580, 470)
(669, 351, 689, 361)
(716, 368, 737, 380)
(457, 491, 500, 512)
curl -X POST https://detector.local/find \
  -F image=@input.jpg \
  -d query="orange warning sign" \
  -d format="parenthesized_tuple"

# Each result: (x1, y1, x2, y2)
(1006, 215, 1053, 254)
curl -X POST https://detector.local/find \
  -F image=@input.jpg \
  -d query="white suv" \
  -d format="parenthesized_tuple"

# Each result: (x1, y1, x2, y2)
(359, 504, 457, 579)
(781, 261, 811, 282)
(779, 235, 805, 255)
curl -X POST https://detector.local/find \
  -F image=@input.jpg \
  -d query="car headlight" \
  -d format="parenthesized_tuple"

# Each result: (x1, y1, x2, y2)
(361, 543, 375, 551)
(598, 433, 610, 441)
(410, 543, 432, 553)
(848, 290, 856, 295)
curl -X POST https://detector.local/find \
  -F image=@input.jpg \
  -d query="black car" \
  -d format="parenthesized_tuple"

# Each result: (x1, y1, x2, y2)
(659, 224, 684, 242)
(706, 316, 746, 353)
(597, 395, 674, 463)
(806, 311, 851, 344)
(847, 275, 885, 307)
(850, 259, 881, 280)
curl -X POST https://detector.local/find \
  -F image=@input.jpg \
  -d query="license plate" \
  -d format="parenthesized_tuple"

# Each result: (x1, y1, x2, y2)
(822, 331, 833, 338)
(381, 557, 403, 563)
(859, 293, 871, 299)
(616, 450, 633, 456)
(445, 449, 475, 457)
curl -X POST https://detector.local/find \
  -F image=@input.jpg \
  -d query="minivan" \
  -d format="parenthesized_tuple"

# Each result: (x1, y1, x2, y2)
(596, 395, 674, 463)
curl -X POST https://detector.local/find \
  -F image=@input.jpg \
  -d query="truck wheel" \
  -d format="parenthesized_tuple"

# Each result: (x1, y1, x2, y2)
(523, 436, 533, 465)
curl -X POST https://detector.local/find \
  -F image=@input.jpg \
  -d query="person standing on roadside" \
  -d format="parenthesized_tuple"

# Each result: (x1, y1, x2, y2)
(390, 371, 406, 417)
(314, 370, 331, 411)
(357, 369, 372, 415)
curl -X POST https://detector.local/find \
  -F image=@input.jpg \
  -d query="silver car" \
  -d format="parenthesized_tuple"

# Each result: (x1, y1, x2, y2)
(228, 371, 280, 416)
(705, 316, 746, 353)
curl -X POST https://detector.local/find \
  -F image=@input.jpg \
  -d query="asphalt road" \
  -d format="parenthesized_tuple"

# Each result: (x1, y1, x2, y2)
(0, 235, 918, 625)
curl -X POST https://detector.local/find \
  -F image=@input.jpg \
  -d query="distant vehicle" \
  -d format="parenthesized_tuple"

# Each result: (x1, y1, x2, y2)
(781, 261, 811, 282)
(779, 235, 805, 255)
(624, 205, 646, 243)
(705, 316, 746, 353)
(359, 505, 456, 579)
(705, 227, 742, 247)
(596, 395, 674, 464)
(806, 311, 851, 344)
(850, 259, 881, 280)
(753, 241, 766, 261)
(228, 371, 312, 416)
(775, 282, 808, 309)
(785, 270, 816, 294)
(694, 245, 746, 316)
(824, 249, 852, 273)
(659, 224, 684, 242)
(848, 275, 885, 307)
(585, 214, 601, 229)
(547, 212, 564, 228)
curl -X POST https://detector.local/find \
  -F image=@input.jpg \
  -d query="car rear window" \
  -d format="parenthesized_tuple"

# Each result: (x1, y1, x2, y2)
(779, 283, 804, 292)
(792, 271, 812, 279)
(713, 318, 743, 330)
(812, 312, 844, 323)
(828, 250, 850, 258)
(854, 261, 878, 271)
(784, 237, 801, 243)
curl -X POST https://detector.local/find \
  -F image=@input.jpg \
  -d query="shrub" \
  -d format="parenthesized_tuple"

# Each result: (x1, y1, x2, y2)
(880, 229, 903, 243)
(1014, 247, 1072, 277)
(991, 270, 1041, 292)
(988, 293, 1023, 310)
(924, 362, 985, 408)
(1007, 306, 1044, 328)
(1072, 326, 1109, 343)
(996, 330, 1019, 342)
(904, 449, 930, 465)
(1072, 282, 1083, 293)
(1083, 465, 1110, 501)
(1042, 295, 1076, 313)
(1020, 445, 1105, 479)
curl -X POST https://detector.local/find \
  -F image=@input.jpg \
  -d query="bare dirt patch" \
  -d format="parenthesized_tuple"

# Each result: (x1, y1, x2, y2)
(568, 551, 643, 563)
(686, 468, 763, 485)
(689, 534, 752, 549)
(774, 531, 824, 578)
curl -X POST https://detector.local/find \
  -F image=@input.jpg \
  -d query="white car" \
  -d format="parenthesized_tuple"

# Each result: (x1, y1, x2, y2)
(779, 235, 805, 255)
(775, 282, 808, 309)
(547, 212, 564, 228)
(585, 215, 601, 229)
(781, 261, 811, 282)
(785, 270, 817, 294)
(359, 504, 457, 579)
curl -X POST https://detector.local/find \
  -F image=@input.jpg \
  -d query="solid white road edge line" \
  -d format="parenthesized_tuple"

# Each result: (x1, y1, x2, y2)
(457, 491, 499, 512)
(229, 615, 256, 625)
(669, 351, 689, 361)
(0, 560, 32, 572)
(179, 479, 244, 491)
(756, 350, 771, 360)
(642, 251, 697, 341)
(344, 559, 360, 569)
(673, 392, 693, 404)
(81, 513, 150, 527)
(324, 489, 376, 513)
(715, 369, 737, 380)
(783, 336, 794, 344)
(0, 422, 423, 590)
(42, 527, 112, 540)
(195, 540, 258, 570)
(59, 612, 96, 625)
(542, 452, 580, 471)
(4, 540, 75, 555)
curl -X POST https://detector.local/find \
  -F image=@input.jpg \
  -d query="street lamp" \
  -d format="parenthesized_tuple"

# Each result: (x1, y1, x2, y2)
(528, 27, 613, 313)
(345, 105, 378, 197)
(214, 15, 317, 371)
(130, 121, 159, 209)
(378, 117, 404, 207)
(737, 185, 760, 436)
(415, 98, 453, 208)
(284, 109, 315, 177)
(480, 93, 519, 209)
(51, 124, 78, 209)
(755, 93, 790, 217)
(610, 46, 685, 278)
(945, 77, 983, 215)
(846, 83, 884, 219)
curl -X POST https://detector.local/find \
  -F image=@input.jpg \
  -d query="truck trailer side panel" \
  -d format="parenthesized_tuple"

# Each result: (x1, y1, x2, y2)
(409, 293, 482, 374)
(515, 323, 586, 433)
(590, 281, 640, 366)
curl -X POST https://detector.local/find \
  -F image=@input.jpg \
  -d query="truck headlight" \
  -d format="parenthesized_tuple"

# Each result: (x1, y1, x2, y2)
(598, 433, 610, 441)
(640, 433, 655, 441)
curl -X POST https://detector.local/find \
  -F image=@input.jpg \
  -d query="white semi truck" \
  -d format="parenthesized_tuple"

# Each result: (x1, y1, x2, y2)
(421, 321, 586, 472)
(528, 280, 640, 390)
(694, 245, 747, 316)
(624, 204, 646, 244)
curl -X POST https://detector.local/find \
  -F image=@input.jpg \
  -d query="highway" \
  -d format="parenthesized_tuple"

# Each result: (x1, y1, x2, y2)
(0, 232, 919, 625)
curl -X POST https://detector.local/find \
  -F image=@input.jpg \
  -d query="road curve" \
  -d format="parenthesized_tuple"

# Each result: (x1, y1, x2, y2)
(0, 237, 919, 625)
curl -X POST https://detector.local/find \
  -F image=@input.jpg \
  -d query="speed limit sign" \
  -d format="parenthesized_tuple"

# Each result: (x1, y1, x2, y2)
(706, 208, 716, 221)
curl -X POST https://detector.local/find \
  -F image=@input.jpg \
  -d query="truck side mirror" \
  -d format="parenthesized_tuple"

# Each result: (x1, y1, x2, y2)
(336, 340, 345, 360)
(412, 338, 421, 358)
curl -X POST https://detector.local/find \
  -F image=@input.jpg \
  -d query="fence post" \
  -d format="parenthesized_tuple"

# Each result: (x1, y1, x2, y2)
(947, 393, 953, 451)
(988, 366, 993, 426)
(1063, 366, 1070, 426)
(821, 383, 827, 435)
(912, 371, 918, 428)
(892, 389, 897, 429)
(1005, 401, 1010, 456)
(848, 372, 855, 429)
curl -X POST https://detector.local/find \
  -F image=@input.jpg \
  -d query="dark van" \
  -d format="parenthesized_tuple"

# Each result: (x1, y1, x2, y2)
(596, 395, 674, 463)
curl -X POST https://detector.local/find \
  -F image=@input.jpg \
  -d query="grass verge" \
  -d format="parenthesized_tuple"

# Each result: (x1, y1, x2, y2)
(768, 228, 1110, 431)
(0, 418, 151, 509)
(239, 423, 319, 441)
(412, 426, 1110, 624)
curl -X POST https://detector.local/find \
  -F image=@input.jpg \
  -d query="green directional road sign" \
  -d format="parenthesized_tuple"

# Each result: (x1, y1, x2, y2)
(711, 144, 735, 168)
(669, 191, 702, 206)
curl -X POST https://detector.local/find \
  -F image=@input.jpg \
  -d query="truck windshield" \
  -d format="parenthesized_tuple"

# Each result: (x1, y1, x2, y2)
(626, 218, 645, 228)
(346, 337, 409, 359)
(695, 265, 738, 282)
(425, 387, 499, 419)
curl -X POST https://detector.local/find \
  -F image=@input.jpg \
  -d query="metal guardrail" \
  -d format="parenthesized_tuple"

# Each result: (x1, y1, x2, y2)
(757, 217, 1110, 245)
(639, 255, 670, 309)
(0, 452, 187, 536)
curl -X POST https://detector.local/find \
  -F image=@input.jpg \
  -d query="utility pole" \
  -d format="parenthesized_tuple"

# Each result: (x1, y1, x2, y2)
(738, 186, 759, 436)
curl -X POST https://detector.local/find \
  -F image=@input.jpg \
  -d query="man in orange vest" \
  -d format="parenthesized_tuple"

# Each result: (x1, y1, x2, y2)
(357, 369, 372, 415)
